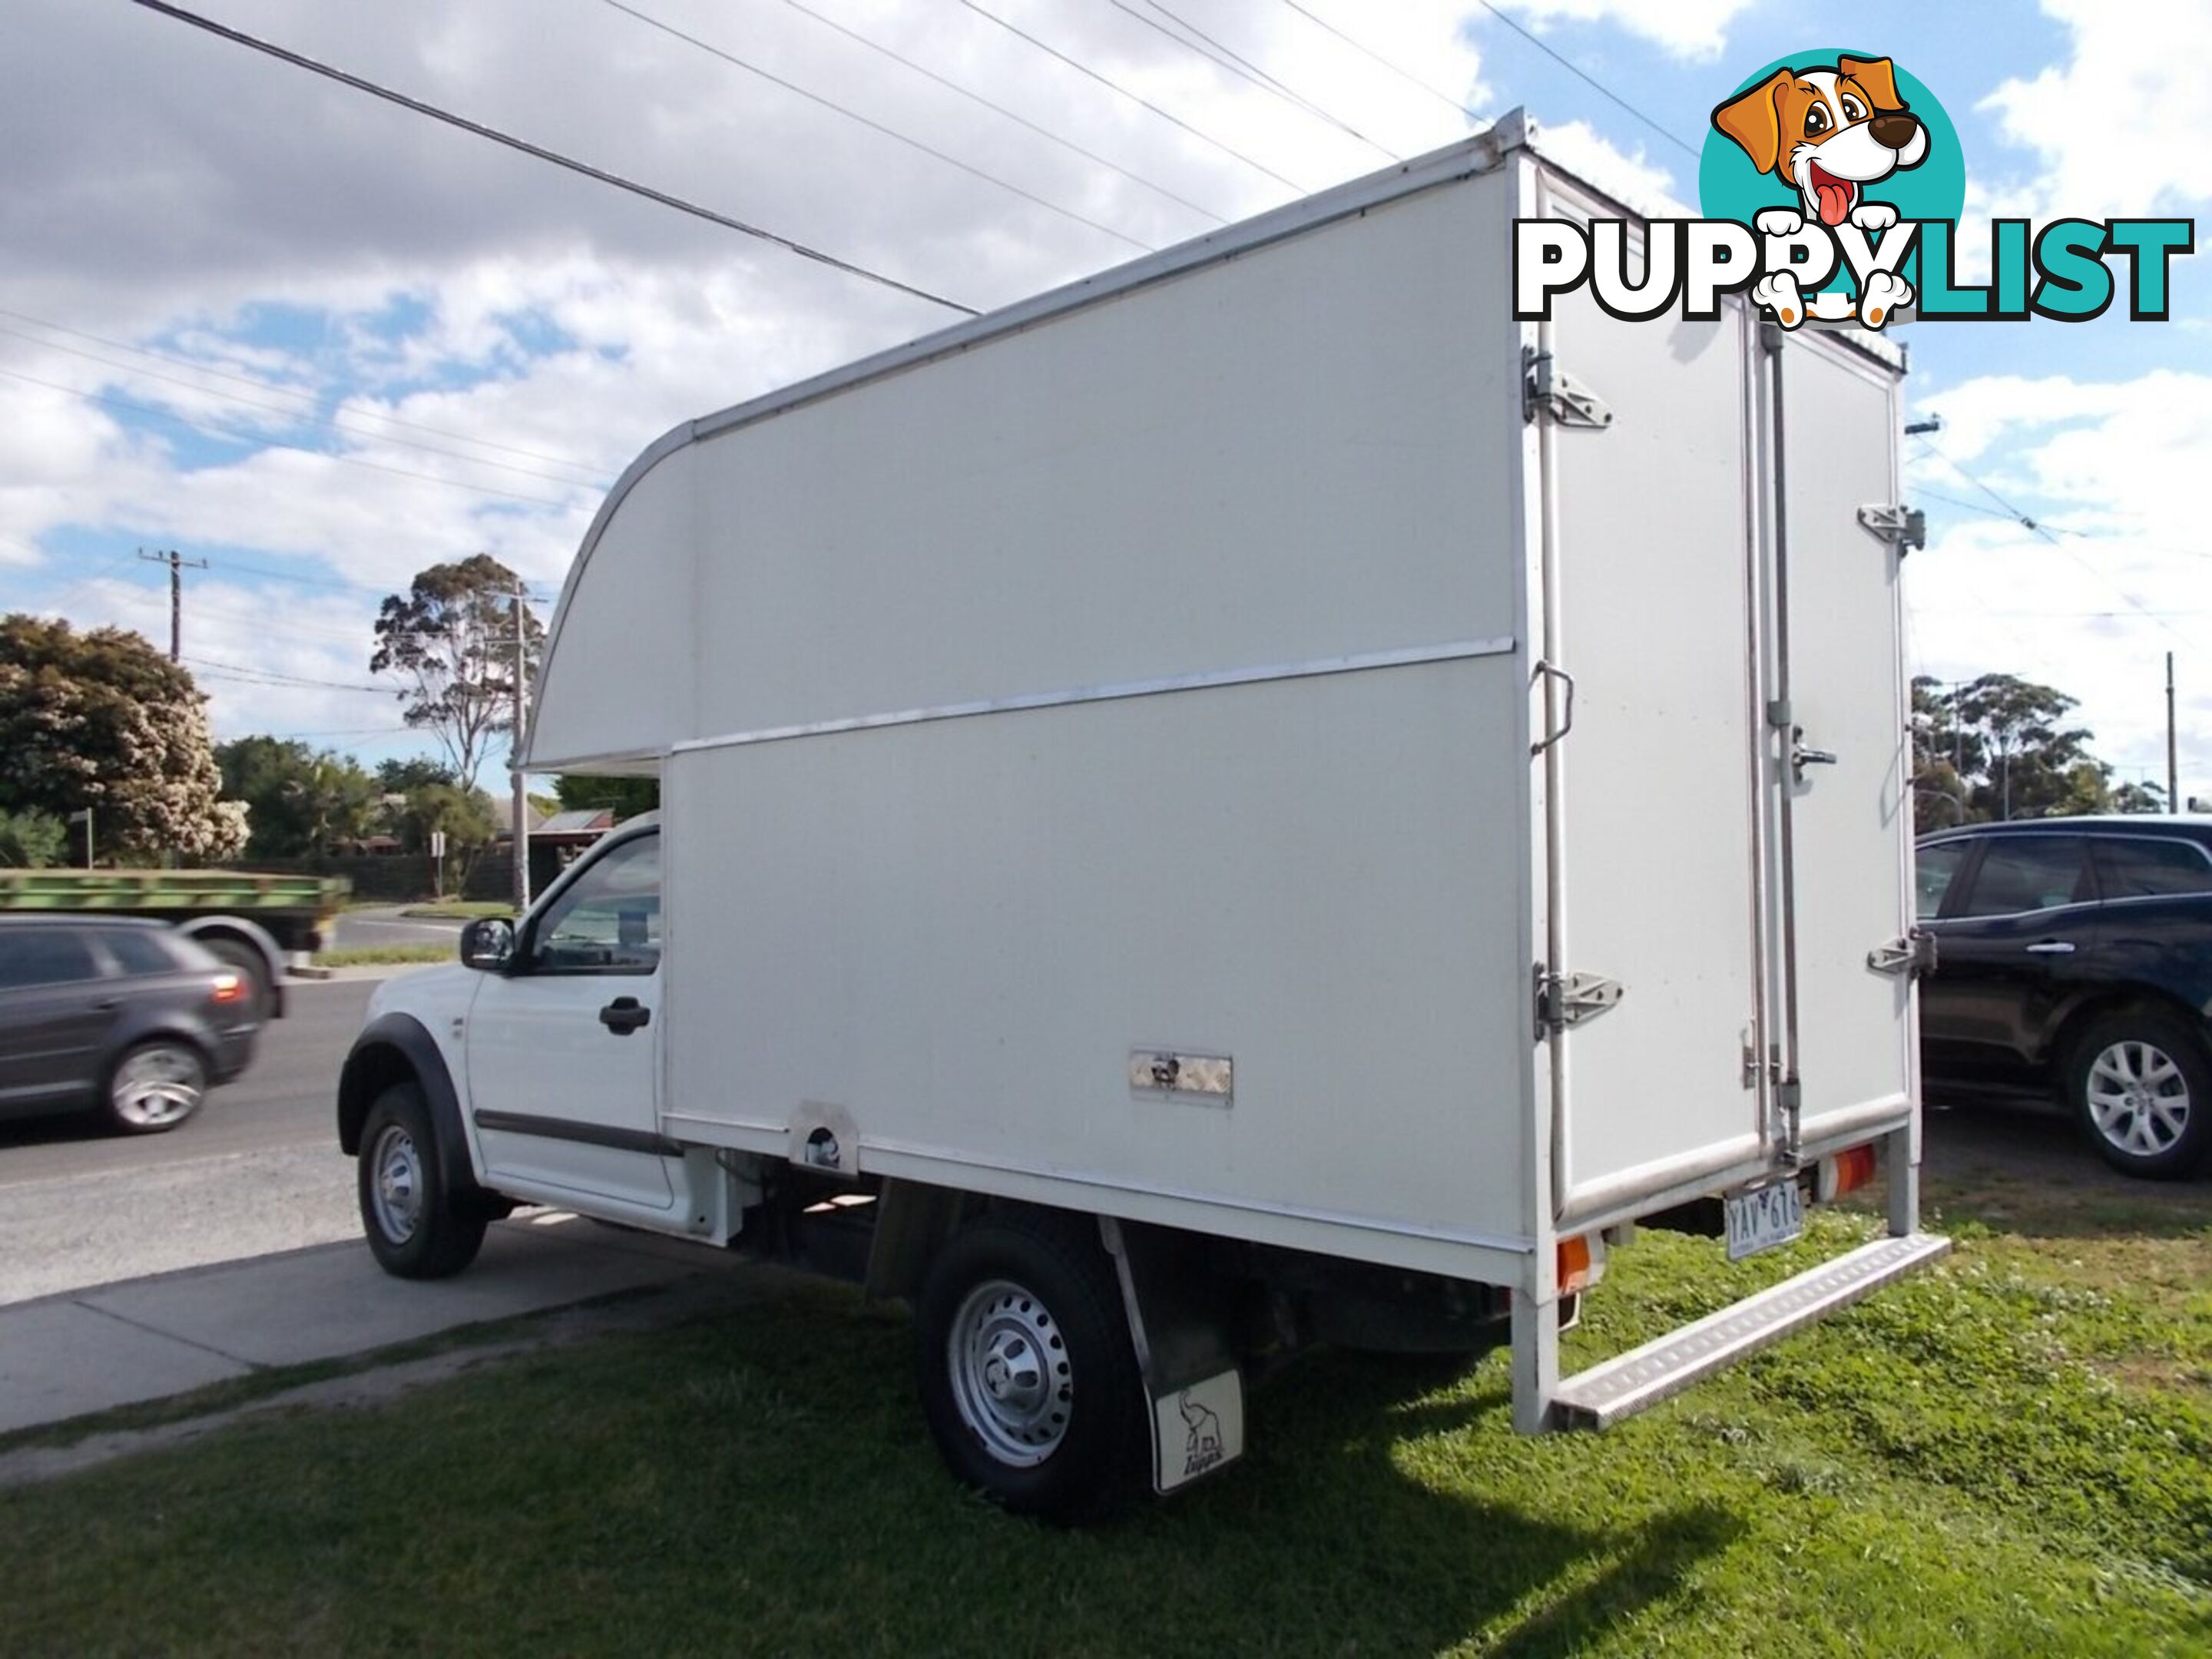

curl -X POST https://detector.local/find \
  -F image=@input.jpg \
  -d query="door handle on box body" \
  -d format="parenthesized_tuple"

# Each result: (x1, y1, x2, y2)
(598, 995, 651, 1034)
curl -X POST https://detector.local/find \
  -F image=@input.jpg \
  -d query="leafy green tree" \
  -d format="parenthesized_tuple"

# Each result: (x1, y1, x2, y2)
(0, 615, 245, 860)
(552, 773, 660, 820)
(1911, 671, 2159, 828)
(0, 807, 67, 867)
(374, 756, 455, 793)
(370, 555, 542, 790)
(217, 737, 379, 856)
(392, 780, 499, 898)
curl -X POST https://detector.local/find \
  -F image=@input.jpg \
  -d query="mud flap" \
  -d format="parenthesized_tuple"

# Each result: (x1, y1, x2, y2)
(1098, 1216, 1245, 1494)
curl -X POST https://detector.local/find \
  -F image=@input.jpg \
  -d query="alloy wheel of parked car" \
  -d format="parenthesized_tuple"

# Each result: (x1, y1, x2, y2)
(2066, 1012, 2211, 1180)
(104, 1041, 207, 1134)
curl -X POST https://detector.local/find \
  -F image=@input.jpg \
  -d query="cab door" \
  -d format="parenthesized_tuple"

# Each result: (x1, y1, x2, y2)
(467, 830, 674, 1212)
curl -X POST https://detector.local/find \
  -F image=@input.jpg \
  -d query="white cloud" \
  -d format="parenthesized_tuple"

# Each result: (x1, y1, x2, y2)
(1904, 369, 2212, 798)
(1979, 0, 2212, 217)
(1496, 0, 1755, 61)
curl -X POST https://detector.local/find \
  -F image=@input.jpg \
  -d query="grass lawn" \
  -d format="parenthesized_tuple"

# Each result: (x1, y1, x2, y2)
(5, 1180, 2207, 1654)
(310, 944, 454, 968)
(396, 902, 515, 920)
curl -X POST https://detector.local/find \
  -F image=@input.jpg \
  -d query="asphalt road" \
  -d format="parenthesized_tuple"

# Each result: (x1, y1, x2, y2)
(0, 979, 377, 1304)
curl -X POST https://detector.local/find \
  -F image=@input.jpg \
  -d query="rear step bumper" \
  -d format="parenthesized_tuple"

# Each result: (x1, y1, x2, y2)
(1552, 1232, 1951, 1431)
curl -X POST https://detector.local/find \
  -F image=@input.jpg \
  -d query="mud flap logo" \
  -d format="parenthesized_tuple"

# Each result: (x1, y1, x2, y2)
(1178, 1390, 1224, 1479)
(1150, 1369, 1243, 1494)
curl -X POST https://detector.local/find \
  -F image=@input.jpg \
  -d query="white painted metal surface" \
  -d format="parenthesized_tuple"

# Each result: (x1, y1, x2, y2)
(1769, 337, 1917, 1139)
(1538, 179, 1770, 1217)
(504, 114, 1927, 1413)
(665, 652, 1537, 1275)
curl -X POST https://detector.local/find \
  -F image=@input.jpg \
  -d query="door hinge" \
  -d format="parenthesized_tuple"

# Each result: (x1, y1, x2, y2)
(1856, 502, 1926, 555)
(1535, 965, 1625, 1038)
(1866, 929, 1938, 978)
(1523, 346, 1614, 429)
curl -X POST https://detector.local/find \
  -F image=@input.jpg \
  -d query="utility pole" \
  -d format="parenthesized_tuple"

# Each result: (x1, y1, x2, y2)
(511, 581, 532, 915)
(137, 548, 208, 663)
(2167, 653, 2180, 814)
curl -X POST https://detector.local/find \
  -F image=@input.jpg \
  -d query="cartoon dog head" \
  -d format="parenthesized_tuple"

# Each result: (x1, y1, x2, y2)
(1711, 56, 1928, 227)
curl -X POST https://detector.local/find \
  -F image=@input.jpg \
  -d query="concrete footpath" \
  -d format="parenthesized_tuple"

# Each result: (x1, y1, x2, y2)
(0, 1212, 753, 1440)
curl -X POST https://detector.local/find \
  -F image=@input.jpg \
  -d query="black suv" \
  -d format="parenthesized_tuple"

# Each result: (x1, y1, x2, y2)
(1916, 817, 2212, 1178)
(0, 916, 260, 1134)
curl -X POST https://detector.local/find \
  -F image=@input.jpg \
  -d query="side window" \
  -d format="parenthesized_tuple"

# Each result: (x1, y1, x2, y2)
(1958, 837, 2090, 918)
(2092, 837, 2212, 899)
(0, 929, 102, 988)
(528, 835, 661, 974)
(103, 929, 186, 976)
(1915, 842, 1972, 920)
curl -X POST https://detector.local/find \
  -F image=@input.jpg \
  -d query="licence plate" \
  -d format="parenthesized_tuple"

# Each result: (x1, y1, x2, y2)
(1724, 1180, 1804, 1261)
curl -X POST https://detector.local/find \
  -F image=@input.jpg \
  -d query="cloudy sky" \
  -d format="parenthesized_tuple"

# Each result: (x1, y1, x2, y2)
(3, 0, 2206, 799)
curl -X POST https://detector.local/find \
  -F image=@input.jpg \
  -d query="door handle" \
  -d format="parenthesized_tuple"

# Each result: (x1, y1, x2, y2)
(2024, 940, 2075, 955)
(598, 995, 651, 1035)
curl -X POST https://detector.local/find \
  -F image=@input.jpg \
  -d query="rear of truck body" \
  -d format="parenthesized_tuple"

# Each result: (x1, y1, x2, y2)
(494, 114, 1942, 1466)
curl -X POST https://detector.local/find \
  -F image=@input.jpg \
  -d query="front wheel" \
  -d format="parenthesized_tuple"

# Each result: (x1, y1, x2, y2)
(913, 1211, 1146, 1525)
(357, 1082, 488, 1277)
(2065, 1012, 2212, 1180)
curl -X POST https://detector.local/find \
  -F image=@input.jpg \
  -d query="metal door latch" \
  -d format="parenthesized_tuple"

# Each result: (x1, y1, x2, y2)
(1866, 931, 1938, 978)
(1856, 503, 1926, 554)
(1535, 966, 1625, 1037)
(1790, 727, 1838, 782)
(1529, 660, 1576, 755)
(1522, 347, 1614, 429)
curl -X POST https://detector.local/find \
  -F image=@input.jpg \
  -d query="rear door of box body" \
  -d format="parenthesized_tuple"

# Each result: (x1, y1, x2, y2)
(1533, 172, 1912, 1226)
(1764, 334, 1916, 1145)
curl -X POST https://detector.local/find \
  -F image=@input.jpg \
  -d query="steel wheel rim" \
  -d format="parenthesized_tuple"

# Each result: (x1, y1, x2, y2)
(110, 1046, 204, 1128)
(369, 1124, 425, 1243)
(2086, 1040, 2190, 1157)
(946, 1277, 1073, 1467)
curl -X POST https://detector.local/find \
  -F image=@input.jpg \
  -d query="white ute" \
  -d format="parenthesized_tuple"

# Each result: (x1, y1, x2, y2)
(339, 112, 1949, 1522)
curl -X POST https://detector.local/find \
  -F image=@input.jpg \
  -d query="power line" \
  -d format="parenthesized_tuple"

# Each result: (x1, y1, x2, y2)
(596, 0, 1151, 253)
(1916, 485, 2212, 563)
(187, 658, 396, 694)
(1277, 0, 1482, 124)
(770, 0, 1229, 226)
(1108, 0, 1399, 161)
(122, 0, 978, 316)
(0, 364, 578, 508)
(1914, 439, 2203, 651)
(0, 325, 610, 490)
(955, 1, 1310, 194)
(1472, 1, 1701, 161)
(0, 306, 610, 476)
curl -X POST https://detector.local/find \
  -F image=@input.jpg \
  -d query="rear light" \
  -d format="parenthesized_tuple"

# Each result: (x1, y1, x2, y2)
(1816, 1142, 1879, 1203)
(210, 972, 245, 1006)
(1557, 1233, 1604, 1294)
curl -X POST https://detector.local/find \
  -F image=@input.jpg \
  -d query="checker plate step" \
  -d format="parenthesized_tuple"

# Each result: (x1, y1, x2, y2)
(1553, 1232, 1951, 1430)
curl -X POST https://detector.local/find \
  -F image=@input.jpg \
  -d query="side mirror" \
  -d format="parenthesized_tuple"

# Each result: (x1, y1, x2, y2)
(459, 917, 516, 972)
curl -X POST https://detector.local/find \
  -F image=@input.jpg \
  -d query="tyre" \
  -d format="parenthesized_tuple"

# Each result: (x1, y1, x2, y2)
(914, 1210, 1146, 1525)
(2064, 1011, 2212, 1180)
(102, 1039, 207, 1134)
(197, 936, 273, 1025)
(357, 1081, 488, 1278)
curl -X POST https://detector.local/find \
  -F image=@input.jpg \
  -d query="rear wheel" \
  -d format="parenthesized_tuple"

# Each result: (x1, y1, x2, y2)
(358, 1082, 488, 1277)
(2065, 1012, 2211, 1179)
(103, 1040, 207, 1134)
(914, 1211, 1145, 1525)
